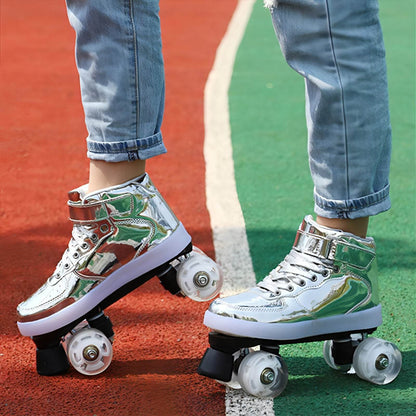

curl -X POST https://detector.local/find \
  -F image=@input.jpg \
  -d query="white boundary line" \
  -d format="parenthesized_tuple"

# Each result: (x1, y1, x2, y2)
(204, 0, 275, 414)
(204, 0, 256, 298)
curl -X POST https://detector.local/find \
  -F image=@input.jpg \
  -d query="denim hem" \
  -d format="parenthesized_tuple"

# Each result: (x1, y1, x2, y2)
(314, 183, 391, 219)
(86, 132, 167, 162)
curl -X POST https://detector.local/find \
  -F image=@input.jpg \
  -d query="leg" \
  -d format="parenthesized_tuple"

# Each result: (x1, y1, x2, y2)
(203, 0, 392, 350)
(16, 0, 222, 375)
(199, 0, 401, 397)
(88, 159, 146, 193)
(66, 0, 166, 191)
(316, 216, 369, 238)
(269, 0, 391, 224)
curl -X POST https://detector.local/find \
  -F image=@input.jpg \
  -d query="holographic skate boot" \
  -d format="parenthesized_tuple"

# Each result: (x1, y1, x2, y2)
(198, 216, 401, 398)
(17, 173, 222, 376)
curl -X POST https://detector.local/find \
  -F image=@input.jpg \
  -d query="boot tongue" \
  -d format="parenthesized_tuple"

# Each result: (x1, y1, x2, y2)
(82, 188, 111, 204)
(69, 184, 105, 204)
(68, 184, 88, 203)
(68, 191, 81, 202)
(303, 215, 342, 238)
(83, 192, 102, 203)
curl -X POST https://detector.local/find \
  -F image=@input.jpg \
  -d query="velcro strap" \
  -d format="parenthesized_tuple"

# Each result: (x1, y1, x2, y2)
(294, 230, 333, 260)
(294, 230, 375, 269)
(333, 241, 375, 269)
(68, 202, 109, 222)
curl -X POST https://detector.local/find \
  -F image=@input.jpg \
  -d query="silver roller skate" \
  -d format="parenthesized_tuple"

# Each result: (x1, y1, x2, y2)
(17, 173, 222, 376)
(198, 216, 401, 398)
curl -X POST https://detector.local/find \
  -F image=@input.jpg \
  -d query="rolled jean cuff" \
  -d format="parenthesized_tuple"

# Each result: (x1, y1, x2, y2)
(314, 184, 391, 219)
(86, 132, 167, 162)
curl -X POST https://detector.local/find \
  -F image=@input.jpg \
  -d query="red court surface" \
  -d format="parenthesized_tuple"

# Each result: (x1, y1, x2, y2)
(0, 1, 237, 414)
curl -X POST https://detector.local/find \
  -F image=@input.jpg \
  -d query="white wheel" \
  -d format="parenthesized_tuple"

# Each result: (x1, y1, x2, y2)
(352, 337, 402, 385)
(66, 327, 113, 376)
(175, 247, 223, 302)
(323, 340, 353, 373)
(237, 351, 288, 398)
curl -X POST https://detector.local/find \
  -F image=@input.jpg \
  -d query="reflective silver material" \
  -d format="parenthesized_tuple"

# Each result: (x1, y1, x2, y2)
(17, 174, 181, 322)
(206, 216, 381, 336)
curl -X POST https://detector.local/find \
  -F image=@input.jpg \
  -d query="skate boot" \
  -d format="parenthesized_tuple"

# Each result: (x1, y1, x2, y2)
(198, 216, 401, 398)
(17, 173, 222, 376)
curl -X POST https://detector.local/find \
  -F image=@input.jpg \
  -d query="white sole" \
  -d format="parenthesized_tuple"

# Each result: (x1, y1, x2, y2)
(203, 305, 383, 341)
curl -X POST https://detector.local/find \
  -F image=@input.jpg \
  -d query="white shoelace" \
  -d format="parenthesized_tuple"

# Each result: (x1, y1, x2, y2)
(258, 248, 334, 295)
(48, 224, 97, 284)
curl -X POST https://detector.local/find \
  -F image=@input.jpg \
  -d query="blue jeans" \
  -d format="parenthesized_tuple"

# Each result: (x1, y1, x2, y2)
(268, 0, 391, 218)
(66, 0, 391, 219)
(66, 0, 166, 162)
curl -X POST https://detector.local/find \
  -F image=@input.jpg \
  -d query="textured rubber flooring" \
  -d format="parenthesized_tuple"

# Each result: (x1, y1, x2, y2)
(0, 1, 236, 415)
(2, 1, 414, 415)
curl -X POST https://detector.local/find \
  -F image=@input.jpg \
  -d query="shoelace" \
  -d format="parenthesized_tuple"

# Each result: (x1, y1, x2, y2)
(258, 248, 336, 295)
(48, 224, 97, 283)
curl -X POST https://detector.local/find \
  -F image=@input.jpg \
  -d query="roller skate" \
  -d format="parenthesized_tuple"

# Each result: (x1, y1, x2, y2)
(17, 173, 222, 376)
(197, 216, 402, 398)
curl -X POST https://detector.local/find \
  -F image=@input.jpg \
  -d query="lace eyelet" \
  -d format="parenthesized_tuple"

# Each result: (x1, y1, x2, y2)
(81, 242, 89, 250)
(288, 285, 294, 292)
(300, 280, 306, 287)
(73, 252, 80, 259)
(275, 290, 281, 296)
(100, 224, 109, 233)
(52, 272, 62, 282)
(91, 233, 98, 243)
(311, 275, 318, 282)
(322, 269, 330, 277)
(333, 265, 340, 273)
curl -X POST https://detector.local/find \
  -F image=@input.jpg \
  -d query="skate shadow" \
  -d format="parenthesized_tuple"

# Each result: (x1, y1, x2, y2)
(110, 357, 201, 378)
(62, 356, 201, 380)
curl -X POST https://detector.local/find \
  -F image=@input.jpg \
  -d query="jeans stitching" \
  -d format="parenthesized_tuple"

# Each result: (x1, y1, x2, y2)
(128, 0, 140, 139)
(324, 0, 350, 200)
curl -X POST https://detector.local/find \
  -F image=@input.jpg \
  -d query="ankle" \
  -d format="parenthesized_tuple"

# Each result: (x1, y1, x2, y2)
(315, 216, 369, 238)
(88, 159, 146, 193)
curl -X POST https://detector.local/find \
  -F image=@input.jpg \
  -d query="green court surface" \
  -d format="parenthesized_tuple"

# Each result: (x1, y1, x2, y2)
(229, 0, 415, 414)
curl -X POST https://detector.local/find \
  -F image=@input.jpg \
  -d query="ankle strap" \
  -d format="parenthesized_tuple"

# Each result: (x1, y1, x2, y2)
(294, 230, 375, 269)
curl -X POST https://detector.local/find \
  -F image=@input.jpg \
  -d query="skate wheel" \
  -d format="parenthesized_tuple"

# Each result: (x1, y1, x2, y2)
(323, 340, 353, 373)
(237, 351, 288, 398)
(175, 247, 223, 302)
(352, 337, 402, 385)
(66, 327, 113, 376)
